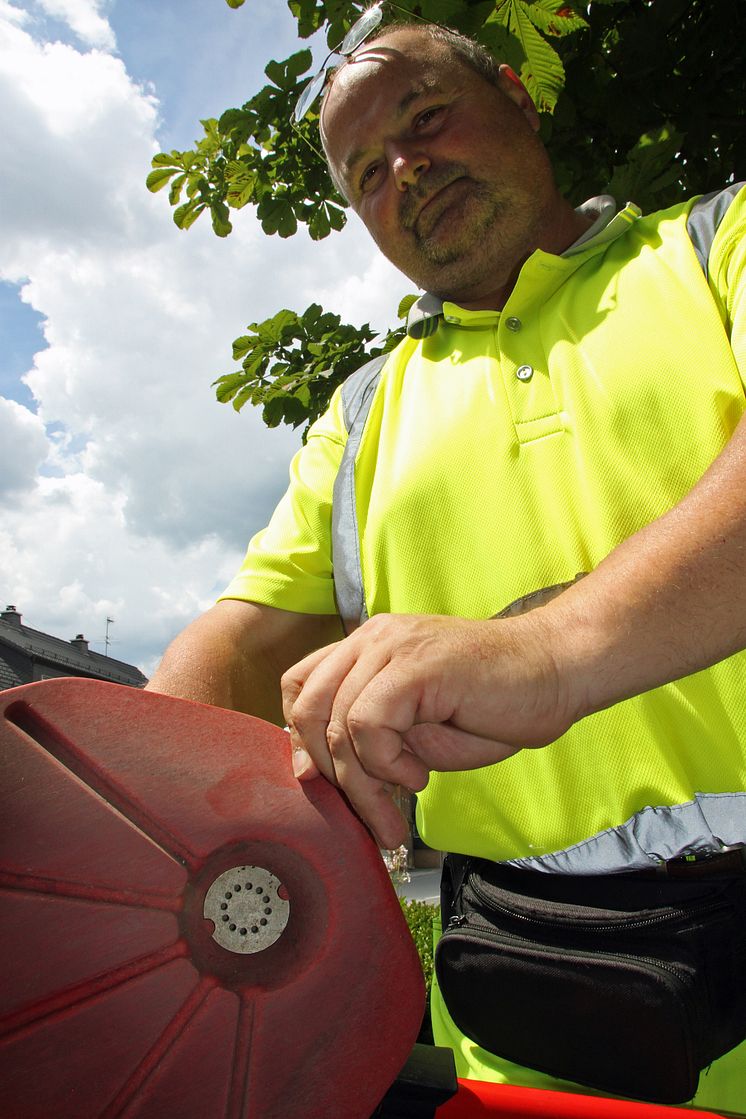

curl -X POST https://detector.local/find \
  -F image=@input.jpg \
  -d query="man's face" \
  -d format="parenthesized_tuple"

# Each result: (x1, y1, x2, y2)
(321, 29, 557, 304)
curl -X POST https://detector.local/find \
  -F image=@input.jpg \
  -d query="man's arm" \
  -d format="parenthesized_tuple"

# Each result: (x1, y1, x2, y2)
(147, 599, 343, 726)
(282, 411, 746, 848)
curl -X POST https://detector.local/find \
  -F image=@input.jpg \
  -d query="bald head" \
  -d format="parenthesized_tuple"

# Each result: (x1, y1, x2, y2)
(320, 25, 504, 191)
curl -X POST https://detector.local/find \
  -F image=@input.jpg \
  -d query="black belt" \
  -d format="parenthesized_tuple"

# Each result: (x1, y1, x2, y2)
(631, 847, 746, 880)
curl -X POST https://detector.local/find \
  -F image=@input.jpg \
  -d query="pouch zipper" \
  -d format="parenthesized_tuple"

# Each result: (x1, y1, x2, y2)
(442, 913, 694, 987)
(466, 872, 728, 935)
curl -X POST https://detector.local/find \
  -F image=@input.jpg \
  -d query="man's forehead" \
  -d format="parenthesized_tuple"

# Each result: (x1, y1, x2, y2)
(320, 34, 455, 174)
(326, 34, 445, 106)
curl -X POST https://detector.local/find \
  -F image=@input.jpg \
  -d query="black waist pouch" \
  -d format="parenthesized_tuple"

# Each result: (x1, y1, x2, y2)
(434, 856, 746, 1104)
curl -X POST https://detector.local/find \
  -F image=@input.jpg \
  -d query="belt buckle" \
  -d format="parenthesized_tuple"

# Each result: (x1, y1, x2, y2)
(662, 846, 746, 878)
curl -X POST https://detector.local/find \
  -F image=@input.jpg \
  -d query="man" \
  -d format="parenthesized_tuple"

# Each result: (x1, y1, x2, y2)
(149, 21, 746, 1111)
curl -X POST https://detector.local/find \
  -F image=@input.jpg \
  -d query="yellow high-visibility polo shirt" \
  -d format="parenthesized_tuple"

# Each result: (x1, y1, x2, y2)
(222, 189, 746, 1109)
(223, 190, 746, 863)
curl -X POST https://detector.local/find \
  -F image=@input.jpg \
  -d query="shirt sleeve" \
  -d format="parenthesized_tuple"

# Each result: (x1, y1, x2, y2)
(708, 183, 746, 387)
(218, 387, 347, 615)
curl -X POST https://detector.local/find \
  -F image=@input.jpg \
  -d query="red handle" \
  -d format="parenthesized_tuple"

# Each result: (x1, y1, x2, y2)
(437, 1078, 726, 1119)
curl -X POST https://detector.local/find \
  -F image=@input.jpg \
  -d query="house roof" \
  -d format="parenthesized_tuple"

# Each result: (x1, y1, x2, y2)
(0, 609, 147, 688)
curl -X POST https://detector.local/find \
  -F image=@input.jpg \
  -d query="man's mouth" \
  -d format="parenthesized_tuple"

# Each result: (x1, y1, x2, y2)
(404, 176, 471, 238)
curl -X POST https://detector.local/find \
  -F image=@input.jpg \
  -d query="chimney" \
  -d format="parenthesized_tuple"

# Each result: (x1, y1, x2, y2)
(70, 634, 89, 653)
(2, 605, 22, 627)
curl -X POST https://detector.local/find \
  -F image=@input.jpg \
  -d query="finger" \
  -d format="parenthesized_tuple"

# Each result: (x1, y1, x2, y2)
(283, 639, 371, 786)
(325, 656, 431, 791)
(281, 639, 344, 727)
(344, 661, 433, 787)
(348, 778, 410, 850)
(403, 721, 524, 770)
(323, 733, 422, 848)
(291, 744, 320, 781)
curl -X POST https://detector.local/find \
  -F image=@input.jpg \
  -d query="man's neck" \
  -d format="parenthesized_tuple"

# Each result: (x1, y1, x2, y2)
(442, 200, 595, 312)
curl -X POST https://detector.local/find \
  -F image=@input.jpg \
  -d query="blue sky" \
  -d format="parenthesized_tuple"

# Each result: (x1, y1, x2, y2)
(0, 0, 305, 410)
(0, 0, 405, 673)
(0, 280, 43, 406)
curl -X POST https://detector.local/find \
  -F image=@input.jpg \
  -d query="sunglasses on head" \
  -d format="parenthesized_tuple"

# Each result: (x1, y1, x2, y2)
(292, 1, 445, 123)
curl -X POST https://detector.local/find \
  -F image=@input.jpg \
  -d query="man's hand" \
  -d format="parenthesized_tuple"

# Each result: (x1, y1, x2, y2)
(281, 612, 576, 847)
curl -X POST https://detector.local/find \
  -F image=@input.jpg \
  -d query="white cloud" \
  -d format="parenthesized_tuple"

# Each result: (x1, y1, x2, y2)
(0, 1, 29, 25)
(0, 397, 49, 500)
(34, 0, 115, 50)
(0, 471, 239, 676)
(0, 22, 158, 273)
(0, 5, 392, 674)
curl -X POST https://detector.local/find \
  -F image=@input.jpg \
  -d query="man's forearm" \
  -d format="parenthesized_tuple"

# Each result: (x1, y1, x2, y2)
(147, 599, 343, 725)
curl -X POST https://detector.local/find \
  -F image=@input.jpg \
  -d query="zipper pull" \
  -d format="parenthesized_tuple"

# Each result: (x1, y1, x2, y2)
(452, 855, 471, 912)
(447, 915, 467, 930)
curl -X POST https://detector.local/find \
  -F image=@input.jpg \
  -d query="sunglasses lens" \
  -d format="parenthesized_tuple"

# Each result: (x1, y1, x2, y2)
(293, 68, 329, 123)
(339, 3, 385, 54)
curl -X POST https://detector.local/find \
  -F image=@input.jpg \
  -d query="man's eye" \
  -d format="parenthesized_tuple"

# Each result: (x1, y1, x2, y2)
(360, 164, 380, 191)
(416, 106, 443, 128)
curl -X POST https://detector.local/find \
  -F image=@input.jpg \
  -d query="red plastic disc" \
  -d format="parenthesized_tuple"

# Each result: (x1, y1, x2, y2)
(0, 679, 425, 1118)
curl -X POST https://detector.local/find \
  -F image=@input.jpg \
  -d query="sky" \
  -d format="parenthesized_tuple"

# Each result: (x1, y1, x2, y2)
(0, 0, 408, 675)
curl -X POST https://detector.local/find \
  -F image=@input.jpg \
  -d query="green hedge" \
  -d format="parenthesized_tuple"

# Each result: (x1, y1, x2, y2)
(399, 897, 437, 991)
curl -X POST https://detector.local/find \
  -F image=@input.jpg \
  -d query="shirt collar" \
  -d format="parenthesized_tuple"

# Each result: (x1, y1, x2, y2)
(406, 197, 640, 339)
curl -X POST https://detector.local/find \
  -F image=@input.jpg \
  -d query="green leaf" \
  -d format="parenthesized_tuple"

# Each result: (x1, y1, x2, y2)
(260, 198, 298, 238)
(301, 304, 323, 328)
(397, 293, 419, 320)
(606, 124, 685, 207)
(263, 396, 287, 427)
(168, 173, 187, 206)
(151, 153, 181, 168)
(231, 385, 254, 412)
(213, 372, 247, 402)
(211, 200, 233, 237)
(231, 335, 255, 361)
(308, 205, 331, 240)
(225, 163, 257, 209)
(257, 309, 299, 345)
(173, 201, 205, 230)
(146, 167, 179, 193)
(478, 18, 524, 75)
(288, 0, 326, 39)
(327, 204, 347, 231)
(186, 173, 206, 200)
(286, 48, 313, 81)
(264, 57, 303, 91)
(523, 1, 588, 37)
(511, 1, 566, 111)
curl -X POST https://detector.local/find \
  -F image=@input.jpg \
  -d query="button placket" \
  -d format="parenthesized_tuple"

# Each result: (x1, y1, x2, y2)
(498, 307, 563, 442)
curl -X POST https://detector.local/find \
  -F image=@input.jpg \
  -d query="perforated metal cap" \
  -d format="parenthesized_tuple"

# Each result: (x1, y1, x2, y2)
(203, 865, 290, 954)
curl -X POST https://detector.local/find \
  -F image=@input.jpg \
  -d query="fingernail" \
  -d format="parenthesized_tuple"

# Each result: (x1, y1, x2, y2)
(292, 747, 311, 778)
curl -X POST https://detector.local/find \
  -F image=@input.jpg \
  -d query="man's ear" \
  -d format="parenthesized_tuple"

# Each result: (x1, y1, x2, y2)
(497, 65, 541, 133)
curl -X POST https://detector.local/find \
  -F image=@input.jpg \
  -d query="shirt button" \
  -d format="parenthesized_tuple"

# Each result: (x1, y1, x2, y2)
(516, 364, 533, 382)
(506, 316, 522, 332)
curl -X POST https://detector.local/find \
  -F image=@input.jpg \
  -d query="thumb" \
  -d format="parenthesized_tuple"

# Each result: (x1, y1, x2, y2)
(292, 745, 320, 781)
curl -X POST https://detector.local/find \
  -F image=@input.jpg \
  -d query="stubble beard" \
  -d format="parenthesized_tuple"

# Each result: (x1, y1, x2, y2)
(397, 165, 519, 296)
(415, 182, 504, 266)
(406, 184, 552, 304)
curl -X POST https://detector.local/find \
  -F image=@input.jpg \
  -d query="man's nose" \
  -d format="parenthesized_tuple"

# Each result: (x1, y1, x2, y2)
(391, 148, 431, 192)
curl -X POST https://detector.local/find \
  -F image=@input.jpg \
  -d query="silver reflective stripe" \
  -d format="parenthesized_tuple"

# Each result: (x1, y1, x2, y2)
(686, 182, 744, 276)
(503, 792, 746, 875)
(332, 353, 388, 633)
